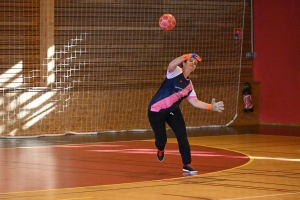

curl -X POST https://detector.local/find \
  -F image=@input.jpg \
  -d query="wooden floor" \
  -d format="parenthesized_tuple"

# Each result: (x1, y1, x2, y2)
(0, 125, 299, 200)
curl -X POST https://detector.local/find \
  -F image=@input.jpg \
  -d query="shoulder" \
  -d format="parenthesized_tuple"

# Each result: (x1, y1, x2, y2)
(166, 66, 182, 79)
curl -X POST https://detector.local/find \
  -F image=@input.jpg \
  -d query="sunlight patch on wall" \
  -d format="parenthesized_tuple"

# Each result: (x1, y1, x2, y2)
(0, 125, 5, 134)
(47, 45, 56, 84)
(18, 92, 38, 105)
(8, 129, 18, 136)
(23, 92, 56, 109)
(0, 61, 23, 87)
(22, 103, 56, 130)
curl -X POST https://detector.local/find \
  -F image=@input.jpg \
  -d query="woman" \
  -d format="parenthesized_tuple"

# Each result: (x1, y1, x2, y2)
(148, 53, 224, 174)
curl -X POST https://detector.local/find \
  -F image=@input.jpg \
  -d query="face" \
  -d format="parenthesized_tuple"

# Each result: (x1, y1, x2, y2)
(183, 58, 198, 71)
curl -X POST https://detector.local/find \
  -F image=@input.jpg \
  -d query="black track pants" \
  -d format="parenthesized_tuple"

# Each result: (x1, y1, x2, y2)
(148, 109, 191, 165)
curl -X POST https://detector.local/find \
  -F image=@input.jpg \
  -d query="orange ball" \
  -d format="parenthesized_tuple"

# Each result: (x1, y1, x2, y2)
(159, 14, 176, 31)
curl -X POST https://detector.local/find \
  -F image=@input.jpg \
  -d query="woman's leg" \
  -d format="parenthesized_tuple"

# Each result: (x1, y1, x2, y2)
(166, 110, 191, 165)
(148, 110, 168, 151)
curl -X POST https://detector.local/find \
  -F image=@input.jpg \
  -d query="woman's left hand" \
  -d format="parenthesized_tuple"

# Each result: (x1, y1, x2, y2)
(211, 98, 225, 112)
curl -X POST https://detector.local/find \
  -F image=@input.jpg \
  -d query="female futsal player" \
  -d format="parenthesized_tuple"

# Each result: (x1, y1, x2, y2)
(148, 53, 224, 174)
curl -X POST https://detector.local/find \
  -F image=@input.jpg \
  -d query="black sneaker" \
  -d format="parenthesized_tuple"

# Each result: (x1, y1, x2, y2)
(157, 150, 164, 162)
(183, 164, 198, 174)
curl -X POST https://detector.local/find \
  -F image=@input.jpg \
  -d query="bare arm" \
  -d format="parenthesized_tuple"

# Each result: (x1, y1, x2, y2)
(188, 98, 210, 110)
(167, 56, 185, 72)
(188, 98, 225, 112)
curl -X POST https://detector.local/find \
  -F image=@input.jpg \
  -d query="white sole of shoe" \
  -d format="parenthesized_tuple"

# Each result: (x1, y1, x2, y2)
(183, 169, 198, 174)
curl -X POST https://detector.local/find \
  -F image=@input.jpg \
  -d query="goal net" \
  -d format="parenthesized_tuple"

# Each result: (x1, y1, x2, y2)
(0, 0, 246, 137)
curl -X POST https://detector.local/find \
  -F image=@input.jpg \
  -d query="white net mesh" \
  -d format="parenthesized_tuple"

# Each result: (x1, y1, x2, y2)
(0, 0, 246, 137)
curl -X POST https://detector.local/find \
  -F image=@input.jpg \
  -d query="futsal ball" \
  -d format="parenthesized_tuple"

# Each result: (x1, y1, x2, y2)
(159, 14, 176, 31)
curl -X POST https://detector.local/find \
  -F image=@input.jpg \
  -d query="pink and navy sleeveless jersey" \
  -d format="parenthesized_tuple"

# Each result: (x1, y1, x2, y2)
(148, 66, 197, 112)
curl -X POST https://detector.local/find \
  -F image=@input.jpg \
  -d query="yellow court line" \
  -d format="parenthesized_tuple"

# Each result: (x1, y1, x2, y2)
(59, 197, 94, 200)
